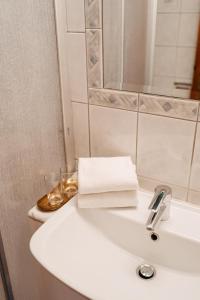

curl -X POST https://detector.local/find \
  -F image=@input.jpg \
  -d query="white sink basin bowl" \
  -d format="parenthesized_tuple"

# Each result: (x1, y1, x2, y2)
(30, 191, 200, 300)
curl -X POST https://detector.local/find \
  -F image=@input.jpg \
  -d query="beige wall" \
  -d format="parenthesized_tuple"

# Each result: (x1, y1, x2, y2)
(0, 0, 67, 299)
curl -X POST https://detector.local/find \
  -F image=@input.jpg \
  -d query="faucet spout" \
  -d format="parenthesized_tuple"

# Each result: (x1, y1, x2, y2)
(146, 185, 172, 231)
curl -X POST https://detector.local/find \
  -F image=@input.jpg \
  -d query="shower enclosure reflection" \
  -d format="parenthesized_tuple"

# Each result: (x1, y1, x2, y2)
(0, 232, 14, 300)
(103, 0, 200, 99)
(0, 275, 6, 300)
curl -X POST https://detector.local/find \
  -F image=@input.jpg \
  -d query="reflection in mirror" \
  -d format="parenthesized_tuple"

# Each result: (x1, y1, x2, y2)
(103, 0, 200, 99)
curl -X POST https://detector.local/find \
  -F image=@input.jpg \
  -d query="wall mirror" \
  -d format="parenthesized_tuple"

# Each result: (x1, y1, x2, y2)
(103, 0, 200, 100)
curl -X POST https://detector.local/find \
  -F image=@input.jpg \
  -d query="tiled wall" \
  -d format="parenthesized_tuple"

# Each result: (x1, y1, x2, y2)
(64, 0, 200, 205)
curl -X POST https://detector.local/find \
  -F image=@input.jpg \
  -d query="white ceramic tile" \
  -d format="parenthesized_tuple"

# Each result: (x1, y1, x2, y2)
(90, 105, 137, 161)
(66, 0, 85, 32)
(153, 76, 175, 96)
(176, 47, 196, 79)
(181, 0, 200, 12)
(72, 102, 90, 158)
(190, 123, 200, 191)
(137, 113, 196, 187)
(154, 46, 176, 77)
(156, 14, 179, 46)
(67, 33, 88, 102)
(138, 176, 188, 201)
(157, 0, 181, 12)
(188, 190, 200, 206)
(178, 14, 199, 47)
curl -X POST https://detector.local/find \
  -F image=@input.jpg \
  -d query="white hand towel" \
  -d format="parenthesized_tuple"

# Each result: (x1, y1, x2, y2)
(78, 190, 138, 208)
(78, 156, 138, 195)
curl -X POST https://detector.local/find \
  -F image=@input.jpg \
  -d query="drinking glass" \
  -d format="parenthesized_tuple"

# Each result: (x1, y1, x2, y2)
(61, 172, 78, 199)
(44, 172, 63, 208)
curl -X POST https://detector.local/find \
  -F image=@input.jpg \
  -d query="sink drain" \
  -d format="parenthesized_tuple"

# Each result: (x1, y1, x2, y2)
(150, 232, 159, 241)
(136, 264, 156, 280)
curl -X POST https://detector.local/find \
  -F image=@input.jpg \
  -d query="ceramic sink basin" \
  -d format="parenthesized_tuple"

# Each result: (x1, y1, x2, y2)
(30, 191, 200, 300)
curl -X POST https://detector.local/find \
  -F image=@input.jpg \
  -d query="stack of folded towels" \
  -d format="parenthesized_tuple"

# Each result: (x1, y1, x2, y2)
(78, 156, 138, 208)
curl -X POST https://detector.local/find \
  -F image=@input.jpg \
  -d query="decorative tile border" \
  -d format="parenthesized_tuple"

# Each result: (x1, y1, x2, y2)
(86, 29, 103, 88)
(85, 0, 102, 29)
(89, 88, 138, 111)
(139, 94, 199, 121)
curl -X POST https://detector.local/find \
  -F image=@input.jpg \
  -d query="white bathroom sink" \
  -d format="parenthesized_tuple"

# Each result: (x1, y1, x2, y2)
(30, 191, 200, 300)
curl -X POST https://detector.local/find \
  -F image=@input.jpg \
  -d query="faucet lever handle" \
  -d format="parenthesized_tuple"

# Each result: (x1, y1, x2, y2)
(148, 185, 172, 212)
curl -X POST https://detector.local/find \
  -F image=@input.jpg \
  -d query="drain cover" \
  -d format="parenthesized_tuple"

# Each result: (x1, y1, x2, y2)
(136, 264, 156, 279)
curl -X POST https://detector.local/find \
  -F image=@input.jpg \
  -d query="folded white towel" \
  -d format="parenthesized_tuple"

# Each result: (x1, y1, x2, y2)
(78, 156, 138, 195)
(78, 190, 138, 208)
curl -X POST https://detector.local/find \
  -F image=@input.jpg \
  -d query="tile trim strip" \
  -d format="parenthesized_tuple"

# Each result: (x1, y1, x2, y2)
(87, 88, 200, 121)
(139, 94, 199, 121)
(89, 88, 138, 111)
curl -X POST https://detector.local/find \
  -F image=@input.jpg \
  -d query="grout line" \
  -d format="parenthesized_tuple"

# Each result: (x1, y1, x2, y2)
(84, 0, 91, 157)
(155, 45, 196, 49)
(85, 27, 101, 30)
(65, 0, 69, 33)
(100, 0, 103, 29)
(157, 12, 200, 15)
(99, 28, 103, 88)
(188, 188, 200, 193)
(186, 103, 200, 201)
(67, 30, 86, 34)
(101, 0, 104, 88)
(135, 95, 140, 172)
(88, 103, 92, 157)
(72, 100, 88, 105)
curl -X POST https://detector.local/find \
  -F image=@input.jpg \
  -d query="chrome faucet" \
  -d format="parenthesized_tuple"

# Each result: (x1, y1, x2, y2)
(146, 185, 172, 231)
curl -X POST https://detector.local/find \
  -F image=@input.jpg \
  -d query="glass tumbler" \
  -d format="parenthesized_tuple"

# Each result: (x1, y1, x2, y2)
(61, 172, 78, 200)
(44, 172, 63, 208)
